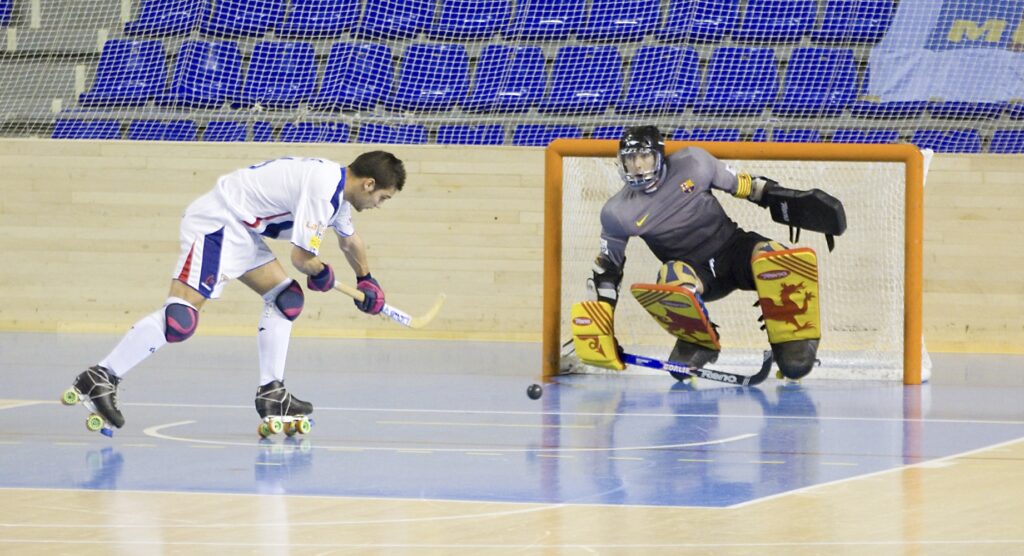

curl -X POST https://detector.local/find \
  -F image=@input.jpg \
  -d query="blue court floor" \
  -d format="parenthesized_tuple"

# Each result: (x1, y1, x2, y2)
(3, 333, 1024, 509)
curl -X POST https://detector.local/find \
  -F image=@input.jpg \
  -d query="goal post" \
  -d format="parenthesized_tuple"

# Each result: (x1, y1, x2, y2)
(543, 140, 925, 385)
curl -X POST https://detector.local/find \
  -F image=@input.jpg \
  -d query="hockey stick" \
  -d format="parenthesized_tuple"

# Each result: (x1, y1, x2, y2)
(621, 350, 774, 386)
(333, 281, 446, 329)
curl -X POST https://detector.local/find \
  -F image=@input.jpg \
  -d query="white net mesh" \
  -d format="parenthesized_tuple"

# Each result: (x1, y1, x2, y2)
(0, 1, 1020, 150)
(558, 154, 930, 381)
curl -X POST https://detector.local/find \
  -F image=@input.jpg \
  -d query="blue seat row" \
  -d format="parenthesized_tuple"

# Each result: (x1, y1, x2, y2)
(122, 0, 893, 44)
(79, 39, 1014, 120)
(49, 119, 1024, 153)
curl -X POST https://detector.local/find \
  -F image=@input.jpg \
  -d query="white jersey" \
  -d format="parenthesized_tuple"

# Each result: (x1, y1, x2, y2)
(215, 156, 354, 254)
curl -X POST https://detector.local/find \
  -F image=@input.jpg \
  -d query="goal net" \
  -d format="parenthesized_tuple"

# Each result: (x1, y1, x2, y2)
(544, 140, 929, 384)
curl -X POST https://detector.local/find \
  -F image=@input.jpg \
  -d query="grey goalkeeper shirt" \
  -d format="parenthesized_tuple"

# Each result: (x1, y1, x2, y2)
(599, 146, 743, 269)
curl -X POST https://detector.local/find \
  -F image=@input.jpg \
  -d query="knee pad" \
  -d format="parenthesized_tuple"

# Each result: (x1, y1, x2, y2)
(657, 260, 702, 292)
(165, 303, 198, 343)
(273, 280, 305, 321)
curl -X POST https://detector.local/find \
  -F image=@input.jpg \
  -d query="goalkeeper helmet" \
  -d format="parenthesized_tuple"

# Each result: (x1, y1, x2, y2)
(618, 125, 666, 192)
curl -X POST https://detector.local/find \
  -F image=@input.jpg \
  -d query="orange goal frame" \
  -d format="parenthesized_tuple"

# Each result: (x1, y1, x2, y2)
(543, 140, 925, 385)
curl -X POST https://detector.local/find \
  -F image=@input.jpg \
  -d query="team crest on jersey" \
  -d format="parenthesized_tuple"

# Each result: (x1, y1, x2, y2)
(309, 235, 322, 250)
(680, 179, 695, 193)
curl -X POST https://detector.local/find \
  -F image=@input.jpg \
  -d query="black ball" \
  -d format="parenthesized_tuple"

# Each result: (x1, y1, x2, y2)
(526, 383, 543, 400)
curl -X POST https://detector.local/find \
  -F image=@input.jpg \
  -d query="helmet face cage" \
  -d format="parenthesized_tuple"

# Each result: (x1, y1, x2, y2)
(618, 126, 665, 191)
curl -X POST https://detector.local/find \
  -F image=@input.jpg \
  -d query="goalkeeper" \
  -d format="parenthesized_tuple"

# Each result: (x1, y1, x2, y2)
(574, 126, 845, 381)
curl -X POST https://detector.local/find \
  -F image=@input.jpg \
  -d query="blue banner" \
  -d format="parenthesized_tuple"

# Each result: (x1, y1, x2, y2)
(868, 0, 1024, 102)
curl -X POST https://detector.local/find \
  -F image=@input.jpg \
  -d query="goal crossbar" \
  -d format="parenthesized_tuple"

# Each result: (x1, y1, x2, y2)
(543, 140, 924, 385)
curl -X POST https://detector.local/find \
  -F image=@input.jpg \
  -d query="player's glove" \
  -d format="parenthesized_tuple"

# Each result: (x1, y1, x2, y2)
(354, 274, 385, 315)
(307, 263, 335, 292)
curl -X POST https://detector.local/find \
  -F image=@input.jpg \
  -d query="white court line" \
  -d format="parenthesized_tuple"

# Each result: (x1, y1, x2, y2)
(727, 435, 1024, 509)
(0, 400, 46, 411)
(376, 419, 594, 429)
(0, 540, 1022, 549)
(10, 399, 1024, 425)
(142, 420, 758, 454)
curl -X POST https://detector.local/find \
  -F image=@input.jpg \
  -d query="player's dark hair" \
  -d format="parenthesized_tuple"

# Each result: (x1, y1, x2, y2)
(350, 151, 406, 191)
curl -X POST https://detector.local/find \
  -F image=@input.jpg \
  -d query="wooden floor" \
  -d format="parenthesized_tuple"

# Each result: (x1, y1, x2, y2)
(2, 333, 1023, 555)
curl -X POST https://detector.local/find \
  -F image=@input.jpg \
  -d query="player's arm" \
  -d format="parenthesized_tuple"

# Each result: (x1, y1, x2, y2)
(336, 231, 385, 314)
(690, 146, 848, 250)
(291, 245, 336, 293)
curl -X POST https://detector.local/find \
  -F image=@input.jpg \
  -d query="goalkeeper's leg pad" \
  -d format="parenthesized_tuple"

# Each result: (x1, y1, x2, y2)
(570, 301, 625, 371)
(631, 283, 721, 352)
(752, 247, 821, 379)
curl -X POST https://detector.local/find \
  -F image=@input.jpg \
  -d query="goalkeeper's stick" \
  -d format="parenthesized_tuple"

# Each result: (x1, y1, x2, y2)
(620, 350, 774, 386)
(333, 281, 445, 329)
(562, 340, 773, 386)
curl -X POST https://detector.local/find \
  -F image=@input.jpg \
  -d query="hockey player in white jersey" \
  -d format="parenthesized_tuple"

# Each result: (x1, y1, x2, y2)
(571, 126, 845, 384)
(62, 151, 405, 435)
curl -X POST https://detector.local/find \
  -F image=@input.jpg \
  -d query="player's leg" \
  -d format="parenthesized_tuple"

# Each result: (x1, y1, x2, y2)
(238, 257, 313, 418)
(654, 261, 720, 369)
(750, 241, 821, 380)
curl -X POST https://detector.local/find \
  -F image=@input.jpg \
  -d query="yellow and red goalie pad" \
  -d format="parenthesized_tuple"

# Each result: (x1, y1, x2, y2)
(752, 247, 821, 344)
(570, 301, 626, 371)
(630, 284, 721, 351)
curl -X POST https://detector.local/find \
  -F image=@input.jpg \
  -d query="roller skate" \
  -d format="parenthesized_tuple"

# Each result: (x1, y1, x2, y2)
(255, 380, 313, 438)
(61, 366, 125, 437)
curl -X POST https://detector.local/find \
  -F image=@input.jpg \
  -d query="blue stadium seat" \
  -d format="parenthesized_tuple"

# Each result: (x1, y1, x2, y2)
(812, 0, 895, 44)
(202, 121, 247, 142)
(771, 129, 822, 142)
(616, 46, 699, 115)
(234, 41, 316, 109)
(124, 0, 205, 37)
(830, 128, 899, 143)
(774, 47, 856, 117)
(126, 119, 198, 141)
(427, 0, 511, 40)
(436, 125, 505, 145)
(310, 43, 394, 112)
(672, 128, 742, 141)
(735, 0, 815, 43)
(655, 0, 740, 43)
(387, 44, 469, 112)
(252, 121, 274, 142)
(512, 125, 582, 146)
(989, 130, 1024, 154)
(51, 119, 122, 140)
(279, 122, 350, 143)
(353, 0, 435, 40)
(577, 0, 659, 42)
(462, 45, 545, 114)
(79, 40, 167, 108)
(1008, 103, 1024, 120)
(693, 47, 778, 116)
(156, 40, 242, 109)
(538, 46, 623, 115)
(592, 126, 625, 139)
(357, 124, 429, 144)
(275, 0, 359, 38)
(199, 0, 284, 38)
(0, 0, 12, 27)
(504, 0, 585, 40)
(928, 102, 1006, 120)
(911, 129, 982, 153)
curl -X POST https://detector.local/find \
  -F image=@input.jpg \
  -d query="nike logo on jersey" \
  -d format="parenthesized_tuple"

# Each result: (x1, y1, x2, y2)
(635, 213, 650, 227)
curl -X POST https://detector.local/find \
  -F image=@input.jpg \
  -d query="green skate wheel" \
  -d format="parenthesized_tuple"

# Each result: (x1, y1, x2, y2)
(296, 418, 311, 435)
(775, 370, 784, 380)
(258, 422, 272, 438)
(61, 389, 80, 406)
(268, 417, 284, 434)
(283, 422, 297, 437)
(85, 414, 105, 432)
